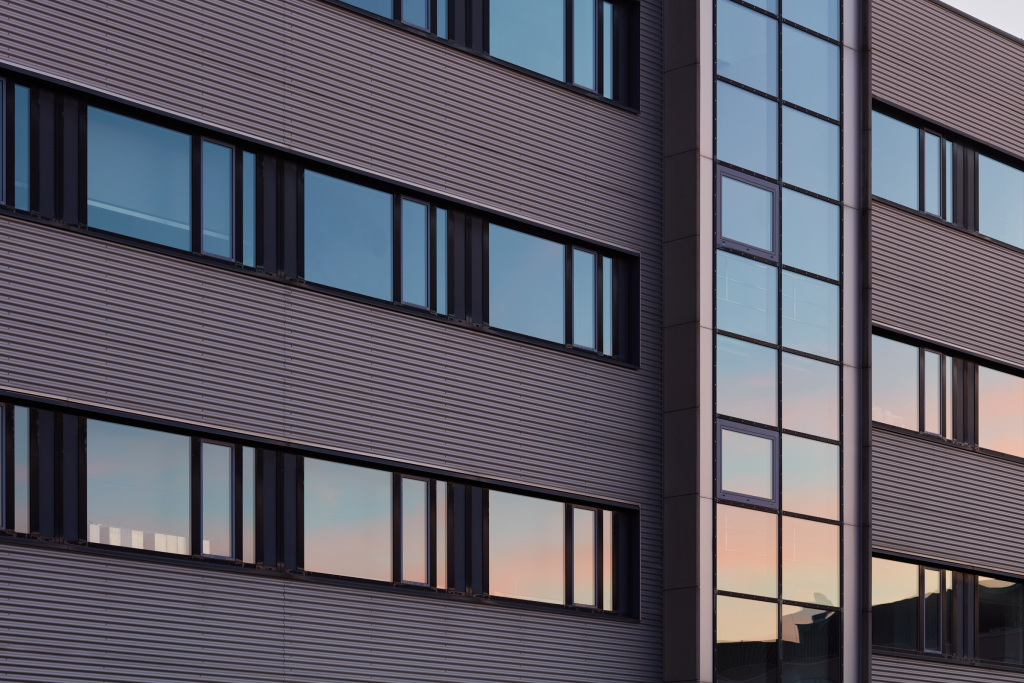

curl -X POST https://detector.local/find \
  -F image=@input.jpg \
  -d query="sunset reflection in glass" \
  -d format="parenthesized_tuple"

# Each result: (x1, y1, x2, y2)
(717, 504, 778, 598)
(489, 491, 565, 604)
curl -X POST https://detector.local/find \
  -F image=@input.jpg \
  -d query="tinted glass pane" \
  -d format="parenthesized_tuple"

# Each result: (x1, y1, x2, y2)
(602, 509, 614, 609)
(403, 0, 428, 28)
(304, 170, 393, 301)
(924, 569, 941, 653)
(978, 366, 1024, 457)
(602, 256, 613, 354)
(717, 251, 777, 344)
(574, 0, 596, 89)
(721, 176, 774, 252)
(871, 335, 919, 430)
(979, 577, 1024, 664)
(721, 428, 774, 501)
(782, 0, 839, 39)
(202, 141, 233, 259)
(88, 107, 192, 250)
(436, 481, 447, 590)
(945, 140, 954, 220)
(202, 443, 232, 557)
(242, 446, 255, 564)
(402, 478, 429, 584)
(979, 154, 1024, 249)
(872, 557, 919, 650)
(783, 107, 840, 200)
(717, 596, 779, 683)
(86, 420, 190, 554)
(782, 271, 839, 360)
(872, 111, 919, 208)
(924, 133, 941, 216)
(573, 508, 596, 605)
(718, 82, 778, 178)
(489, 0, 565, 81)
(402, 199, 429, 307)
(13, 406, 28, 534)
(717, 335, 778, 426)
(782, 25, 839, 119)
(782, 516, 839, 607)
(782, 353, 839, 440)
(717, 504, 778, 598)
(489, 491, 564, 605)
(602, 1, 614, 97)
(746, 0, 777, 11)
(303, 459, 392, 581)
(782, 605, 841, 683)
(242, 152, 256, 267)
(782, 189, 840, 280)
(782, 435, 839, 521)
(717, 0, 778, 95)
(14, 85, 29, 211)
(437, 0, 448, 37)
(924, 351, 940, 435)
(573, 250, 597, 349)
(436, 208, 448, 315)
(488, 225, 565, 344)
(945, 355, 953, 438)
(347, 0, 392, 18)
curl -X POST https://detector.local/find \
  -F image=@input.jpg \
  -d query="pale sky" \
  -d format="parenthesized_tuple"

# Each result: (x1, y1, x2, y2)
(941, 0, 1024, 40)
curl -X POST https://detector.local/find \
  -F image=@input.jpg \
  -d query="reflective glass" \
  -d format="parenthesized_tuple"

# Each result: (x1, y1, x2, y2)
(347, 0, 392, 18)
(402, 478, 429, 584)
(14, 85, 29, 211)
(437, 0, 448, 38)
(721, 428, 774, 501)
(782, 516, 839, 607)
(782, 353, 839, 440)
(717, 335, 778, 426)
(782, 435, 839, 521)
(782, 25, 839, 120)
(202, 141, 233, 259)
(979, 577, 1024, 664)
(782, 189, 840, 280)
(574, 0, 596, 90)
(979, 154, 1024, 249)
(488, 225, 565, 344)
(717, 0, 778, 95)
(782, 271, 839, 360)
(924, 133, 941, 216)
(303, 459, 392, 581)
(746, 0, 777, 11)
(242, 152, 256, 267)
(945, 355, 953, 438)
(304, 170, 393, 301)
(602, 256, 613, 353)
(783, 107, 840, 200)
(978, 366, 1024, 457)
(945, 140, 954, 220)
(717, 596, 779, 683)
(602, 509, 614, 609)
(782, 0, 839, 39)
(717, 504, 778, 598)
(718, 82, 778, 179)
(87, 107, 192, 250)
(872, 557, 919, 650)
(602, 2, 614, 97)
(489, 0, 565, 81)
(573, 249, 597, 349)
(403, 0, 429, 28)
(924, 568, 941, 653)
(86, 420, 190, 554)
(489, 491, 565, 605)
(782, 606, 841, 683)
(402, 199, 430, 308)
(201, 443, 232, 557)
(871, 335, 919, 430)
(13, 406, 28, 534)
(573, 508, 596, 606)
(721, 176, 774, 252)
(717, 251, 777, 344)
(242, 446, 255, 564)
(924, 351, 940, 435)
(436, 481, 448, 589)
(872, 111, 919, 208)
(436, 208, 448, 314)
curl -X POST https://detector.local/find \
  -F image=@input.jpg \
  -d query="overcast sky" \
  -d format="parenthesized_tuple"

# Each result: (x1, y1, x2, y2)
(940, 0, 1024, 39)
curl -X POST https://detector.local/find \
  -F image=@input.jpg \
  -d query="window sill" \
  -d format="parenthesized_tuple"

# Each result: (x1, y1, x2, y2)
(874, 647, 1024, 674)
(872, 421, 1024, 468)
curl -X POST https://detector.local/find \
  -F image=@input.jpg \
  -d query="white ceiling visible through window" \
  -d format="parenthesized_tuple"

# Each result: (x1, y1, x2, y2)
(939, 0, 1024, 41)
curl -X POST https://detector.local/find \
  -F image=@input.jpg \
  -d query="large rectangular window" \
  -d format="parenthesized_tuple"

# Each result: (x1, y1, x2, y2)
(872, 111, 919, 209)
(979, 154, 1024, 250)
(978, 365, 1024, 458)
(872, 558, 920, 651)
(717, 596, 779, 683)
(871, 335, 919, 431)
(488, 491, 564, 605)
(401, 199, 430, 308)
(979, 577, 1024, 664)
(13, 406, 28, 534)
(488, 225, 565, 344)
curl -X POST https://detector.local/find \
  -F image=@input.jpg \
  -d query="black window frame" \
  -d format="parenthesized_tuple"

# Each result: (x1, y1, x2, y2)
(196, 438, 240, 561)
(716, 418, 780, 509)
(197, 136, 239, 261)
(716, 164, 781, 262)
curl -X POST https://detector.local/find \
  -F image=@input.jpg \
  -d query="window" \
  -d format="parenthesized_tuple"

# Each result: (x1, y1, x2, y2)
(717, 595, 779, 683)
(572, 506, 596, 606)
(10, 406, 28, 533)
(401, 199, 430, 308)
(872, 557, 920, 651)
(871, 335, 920, 431)
(782, 352, 839, 440)
(201, 141, 235, 259)
(782, 270, 839, 360)
(716, 504, 778, 598)
(782, 24, 839, 120)
(718, 420, 778, 507)
(782, 605, 841, 682)
(783, 107, 840, 200)
(489, 0, 565, 80)
(242, 446, 256, 564)
(717, 167, 779, 259)
(242, 152, 256, 267)
(783, 0, 840, 40)
(201, 441, 234, 558)
(488, 225, 565, 344)
(572, 249, 597, 349)
(717, 334, 778, 427)
(979, 577, 1024, 664)
(13, 84, 29, 211)
(978, 365, 1024, 458)
(782, 434, 839, 521)
(782, 516, 839, 606)
(488, 490, 564, 604)
(401, 476, 429, 584)
(717, 82, 778, 179)
(872, 111, 920, 209)
(436, 208, 448, 315)
(979, 154, 1024, 249)
(717, 0, 777, 96)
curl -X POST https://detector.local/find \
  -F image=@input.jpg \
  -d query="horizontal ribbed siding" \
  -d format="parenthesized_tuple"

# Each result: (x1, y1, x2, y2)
(872, 653, 1024, 682)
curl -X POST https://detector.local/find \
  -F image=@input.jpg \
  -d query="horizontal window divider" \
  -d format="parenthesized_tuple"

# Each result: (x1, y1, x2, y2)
(779, 263, 840, 286)
(715, 590, 779, 605)
(779, 428, 840, 446)
(781, 598, 841, 612)
(872, 324, 1024, 387)
(715, 329, 779, 351)
(714, 242, 779, 268)
(779, 346, 842, 366)
(714, 497, 778, 515)
(714, 160, 779, 188)
(715, 75, 778, 103)
(714, 413, 778, 434)
(780, 181, 843, 207)
(779, 99, 840, 127)
(779, 18, 843, 47)
(724, 0, 778, 20)
(779, 509, 841, 526)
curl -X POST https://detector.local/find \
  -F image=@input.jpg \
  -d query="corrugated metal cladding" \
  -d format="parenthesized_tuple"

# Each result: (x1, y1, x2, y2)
(872, 0, 1024, 158)
(873, 654, 1024, 683)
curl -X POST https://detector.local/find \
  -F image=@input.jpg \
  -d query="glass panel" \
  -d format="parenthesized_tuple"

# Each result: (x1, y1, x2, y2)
(201, 141, 233, 259)
(401, 199, 429, 307)
(489, 0, 566, 81)
(347, 0, 392, 19)
(721, 428, 774, 501)
(242, 446, 255, 564)
(979, 154, 1024, 249)
(436, 481, 447, 589)
(746, 0, 777, 11)
(978, 366, 1024, 457)
(924, 351, 940, 435)
(944, 569, 955, 654)
(437, 0, 448, 38)
(782, 353, 839, 440)
(488, 225, 565, 344)
(573, 249, 597, 349)
(14, 406, 28, 534)
(718, 82, 778, 179)
(717, 0, 778, 95)
(14, 85, 29, 211)
(782, 434, 839, 521)
(717, 335, 778, 426)
(717, 251, 777, 344)
(717, 596, 778, 683)
(602, 256, 613, 354)
(945, 355, 952, 438)
(721, 176, 774, 252)
(782, 271, 839, 360)
(86, 420, 190, 554)
(716, 504, 778, 598)
(573, 0, 596, 90)
(402, 478, 429, 584)
(573, 508, 596, 605)
(87, 107, 192, 250)
(782, 516, 839, 607)
(782, 25, 839, 120)
(783, 106, 840, 200)
(871, 335, 919, 430)
(488, 491, 565, 605)
(602, 509, 614, 609)
(303, 459, 392, 581)
(781, 605, 841, 683)
(242, 151, 256, 267)
(436, 208, 448, 314)
(924, 568, 941, 653)
(924, 133, 941, 216)
(403, 0, 429, 28)
(979, 577, 1024, 664)
(872, 557, 919, 650)
(782, 189, 840, 280)
(782, 0, 840, 40)
(304, 170, 393, 301)
(602, 1, 614, 97)
(945, 140, 953, 220)
(872, 111, 919, 209)
(201, 443, 232, 558)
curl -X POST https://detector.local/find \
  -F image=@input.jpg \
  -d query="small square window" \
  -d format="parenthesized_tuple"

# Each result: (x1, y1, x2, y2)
(717, 166, 780, 261)
(717, 419, 779, 508)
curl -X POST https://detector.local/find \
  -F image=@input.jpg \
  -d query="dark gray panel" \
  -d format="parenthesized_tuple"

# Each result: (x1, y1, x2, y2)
(872, 653, 1024, 682)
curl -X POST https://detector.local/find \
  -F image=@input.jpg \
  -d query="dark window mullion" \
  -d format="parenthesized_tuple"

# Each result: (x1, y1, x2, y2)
(595, 254, 604, 354)
(393, 194, 403, 304)
(392, 472, 402, 584)
(565, 0, 574, 85)
(233, 443, 244, 561)
(190, 437, 201, 557)
(564, 503, 574, 606)
(565, 246, 574, 346)
(190, 135, 202, 254)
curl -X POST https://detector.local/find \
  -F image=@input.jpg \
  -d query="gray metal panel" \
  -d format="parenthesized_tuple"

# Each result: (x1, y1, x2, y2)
(872, 0, 1024, 158)
(873, 653, 1024, 682)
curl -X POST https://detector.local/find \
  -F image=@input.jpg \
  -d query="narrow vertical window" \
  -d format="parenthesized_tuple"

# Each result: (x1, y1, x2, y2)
(242, 446, 255, 563)
(573, 249, 597, 349)
(601, 1, 615, 98)
(488, 491, 565, 605)
(573, 0, 597, 90)
(436, 480, 447, 590)
(923, 351, 941, 435)
(436, 208, 448, 315)
(488, 225, 566, 344)
(402, 0, 429, 29)
(978, 577, 1024, 664)
(573, 507, 596, 606)
(944, 355, 953, 438)
(13, 85, 30, 211)
(944, 140, 954, 221)
(924, 133, 941, 217)
(488, 0, 566, 81)
(979, 154, 1024, 250)
(978, 366, 1024, 457)
(437, 0, 449, 38)
(872, 335, 919, 431)
(242, 151, 256, 267)
(602, 509, 614, 609)
(871, 111, 919, 210)
(13, 406, 28, 534)
(924, 568, 942, 653)
(402, 477, 429, 585)
(872, 557, 920, 650)
(202, 141, 234, 259)
(601, 256, 613, 354)
(717, 596, 779, 683)
(401, 199, 430, 308)
(202, 442, 233, 558)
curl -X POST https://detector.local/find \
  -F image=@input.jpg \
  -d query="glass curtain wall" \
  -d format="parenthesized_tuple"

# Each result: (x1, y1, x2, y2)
(714, 1, 844, 681)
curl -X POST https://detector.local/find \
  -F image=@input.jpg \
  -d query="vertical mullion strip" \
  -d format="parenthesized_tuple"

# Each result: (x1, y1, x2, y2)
(295, 455, 304, 569)
(429, 204, 438, 311)
(565, 0, 574, 84)
(565, 247, 574, 346)
(480, 220, 489, 324)
(296, 167, 305, 277)
(28, 86, 38, 213)
(28, 408, 38, 534)
(78, 98, 87, 222)
(393, 472, 403, 583)
(595, 509, 604, 609)
(595, 256, 604, 354)
(255, 449, 265, 565)
(565, 504, 574, 605)
(190, 438, 201, 556)
(2, 405, 11, 530)
(234, 444, 243, 560)
(393, 195, 403, 303)
(191, 135, 202, 253)
(918, 348, 925, 434)
(77, 416, 87, 541)
(429, 478, 438, 588)
(918, 128, 925, 213)
(234, 147, 244, 264)
(451, 482, 466, 593)
(480, 487, 489, 595)
(596, 3, 604, 97)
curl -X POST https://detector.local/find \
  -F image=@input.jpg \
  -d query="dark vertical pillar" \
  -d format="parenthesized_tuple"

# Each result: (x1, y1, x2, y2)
(61, 96, 80, 224)
(468, 486, 484, 595)
(62, 414, 80, 542)
(451, 482, 467, 593)
(450, 211, 467, 320)
(35, 409, 55, 538)
(468, 0, 484, 52)
(281, 452, 297, 570)
(190, 438, 201, 556)
(34, 88, 56, 217)
(281, 161, 298, 278)
(259, 156, 278, 274)
(256, 450, 278, 567)
(468, 217, 484, 324)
